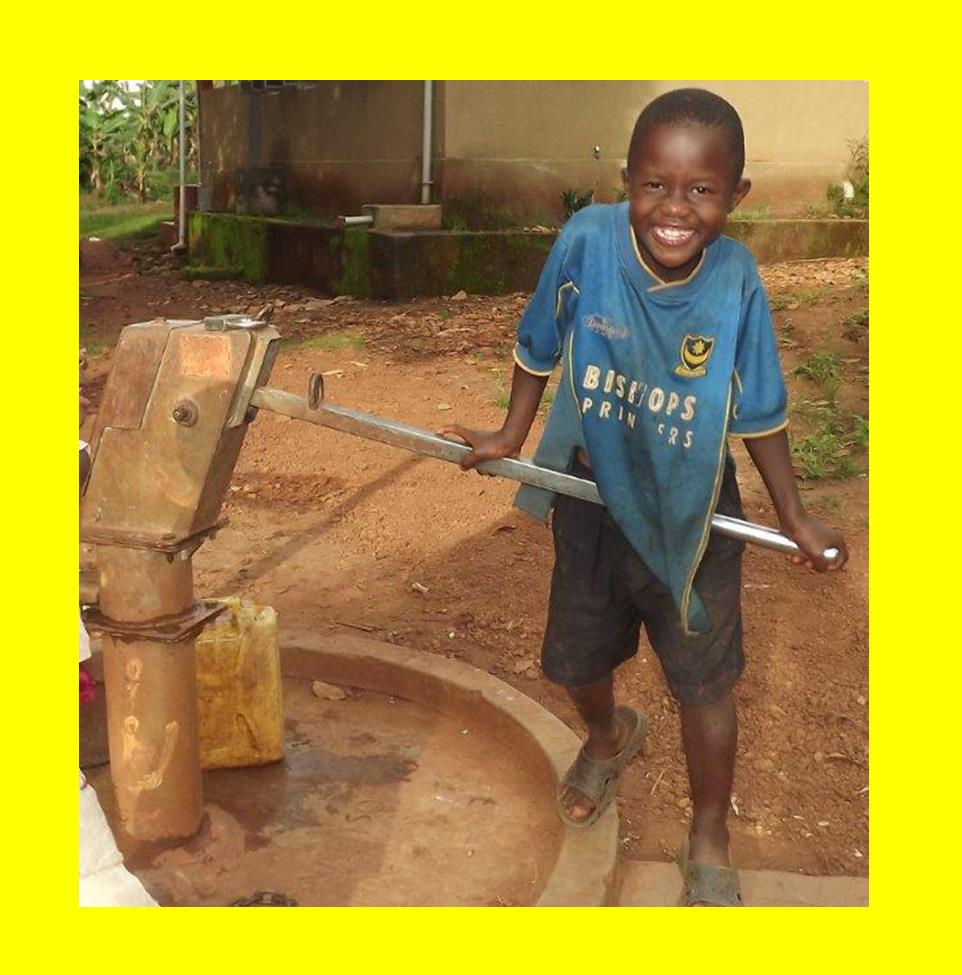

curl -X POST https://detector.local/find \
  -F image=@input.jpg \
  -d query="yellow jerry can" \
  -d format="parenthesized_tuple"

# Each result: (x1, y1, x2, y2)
(195, 598, 284, 770)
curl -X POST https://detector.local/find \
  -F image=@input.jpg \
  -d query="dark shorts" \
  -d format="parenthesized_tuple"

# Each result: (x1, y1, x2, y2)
(541, 458, 746, 707)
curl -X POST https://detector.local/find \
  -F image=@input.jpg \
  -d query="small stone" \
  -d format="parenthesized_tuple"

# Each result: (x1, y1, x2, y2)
(312, 680, 346, 700)
(676, 796, 691, 809)
(813, 751, 825, 763)
(451, 290, 468, 300)
(757, 758, 776, 773)
(857, 695, 866, 706)
(436, 403, 452, 411)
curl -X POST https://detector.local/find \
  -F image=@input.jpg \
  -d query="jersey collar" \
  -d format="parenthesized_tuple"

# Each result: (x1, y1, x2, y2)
(615, 201, 716, 301)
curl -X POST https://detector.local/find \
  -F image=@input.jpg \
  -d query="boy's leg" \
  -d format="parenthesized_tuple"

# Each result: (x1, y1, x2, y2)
(542, 486, 644, 823)
(560, 673, 630, 822)
(635, 460, 746, 889)
(680, 690, 737, 866)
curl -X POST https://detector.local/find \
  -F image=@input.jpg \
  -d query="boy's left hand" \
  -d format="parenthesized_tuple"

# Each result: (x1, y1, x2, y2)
(782, 512, 848, 572)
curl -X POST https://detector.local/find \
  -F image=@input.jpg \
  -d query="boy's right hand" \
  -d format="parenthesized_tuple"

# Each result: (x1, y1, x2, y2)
(437, 425, 522, 471)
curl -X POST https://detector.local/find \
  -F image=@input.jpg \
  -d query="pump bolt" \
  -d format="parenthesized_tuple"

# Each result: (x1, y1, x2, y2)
(171, 399, 199, 426)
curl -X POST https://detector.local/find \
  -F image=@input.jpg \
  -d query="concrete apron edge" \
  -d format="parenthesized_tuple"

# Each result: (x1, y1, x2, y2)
(281, 628, 620, 907)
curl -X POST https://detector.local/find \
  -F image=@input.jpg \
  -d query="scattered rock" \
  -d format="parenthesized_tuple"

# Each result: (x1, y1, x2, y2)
(311, 680, 346, 700)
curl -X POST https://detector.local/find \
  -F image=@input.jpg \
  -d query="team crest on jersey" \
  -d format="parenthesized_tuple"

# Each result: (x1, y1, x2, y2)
(674, 334, 715, 378)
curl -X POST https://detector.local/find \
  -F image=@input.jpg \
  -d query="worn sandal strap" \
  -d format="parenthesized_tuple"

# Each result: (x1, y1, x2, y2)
(562, 747, 620, 802)
(680, 861, 744, 907)
(561, 706, 647, 801)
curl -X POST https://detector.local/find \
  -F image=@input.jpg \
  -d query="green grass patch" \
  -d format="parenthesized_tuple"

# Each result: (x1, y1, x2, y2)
(298, 331, 365, 352)
(769, 288, 834, 312)
(842, 307, 869, 341)
(798, 204, 834, 219)
(80, 201, 171, 241)
(79, 323, 110, 357)
(491, 368, 510, 410)
(793, 351, 842, 401)
(778, 318, 797, 350)
(789, 400, 866, 480)
(728, 205, 772, 222)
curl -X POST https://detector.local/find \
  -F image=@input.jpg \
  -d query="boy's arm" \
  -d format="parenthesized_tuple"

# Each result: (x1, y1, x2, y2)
(439, 365, 548, 470)
(743, 429, 848, 572)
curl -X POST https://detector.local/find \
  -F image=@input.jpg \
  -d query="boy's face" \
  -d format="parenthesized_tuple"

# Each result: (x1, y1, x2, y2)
(622, 122, 750, 282)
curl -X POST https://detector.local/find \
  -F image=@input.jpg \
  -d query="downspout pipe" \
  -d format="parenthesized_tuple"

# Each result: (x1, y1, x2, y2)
(171, 80, 187, 254)
(420, 81, 433, 205)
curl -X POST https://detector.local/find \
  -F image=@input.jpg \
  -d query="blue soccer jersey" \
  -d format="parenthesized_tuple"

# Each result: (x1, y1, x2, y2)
(514, 202, 787, 633)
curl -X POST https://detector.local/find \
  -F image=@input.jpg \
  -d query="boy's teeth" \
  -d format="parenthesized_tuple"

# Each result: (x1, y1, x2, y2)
(655, 226, 694, 242)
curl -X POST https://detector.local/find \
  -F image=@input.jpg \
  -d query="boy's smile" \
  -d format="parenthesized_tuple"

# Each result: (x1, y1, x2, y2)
(623, 123, 750, 283)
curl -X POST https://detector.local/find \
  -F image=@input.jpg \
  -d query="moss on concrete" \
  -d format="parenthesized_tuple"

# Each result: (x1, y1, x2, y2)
(444, 234, 504, 295)
(725, 220, 867, 264)
(184, 213, 864, 299)
(182, 265, 245, 281)
(334, 227, 370, 297)
(189, 213, 268, 284)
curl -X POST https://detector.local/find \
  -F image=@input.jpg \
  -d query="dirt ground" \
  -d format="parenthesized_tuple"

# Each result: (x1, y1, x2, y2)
(80, 235, 868, 878)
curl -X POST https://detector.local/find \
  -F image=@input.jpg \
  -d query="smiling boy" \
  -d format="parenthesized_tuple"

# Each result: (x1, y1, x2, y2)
(440, 88, 847, 906)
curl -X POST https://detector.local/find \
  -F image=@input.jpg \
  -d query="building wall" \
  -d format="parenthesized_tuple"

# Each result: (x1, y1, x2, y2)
(199, 80, 868, 224)
(198, 81, 428, 217)
(440, 80, 868, 223)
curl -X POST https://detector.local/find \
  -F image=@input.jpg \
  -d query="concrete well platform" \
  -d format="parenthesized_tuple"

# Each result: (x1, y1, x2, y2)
(82, 631, 619, 907)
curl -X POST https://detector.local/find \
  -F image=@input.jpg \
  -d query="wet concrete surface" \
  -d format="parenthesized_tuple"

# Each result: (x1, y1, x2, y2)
(84, 674, 561, 906)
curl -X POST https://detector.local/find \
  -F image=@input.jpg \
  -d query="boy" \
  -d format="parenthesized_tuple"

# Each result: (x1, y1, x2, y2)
(439, 88, 848, 907)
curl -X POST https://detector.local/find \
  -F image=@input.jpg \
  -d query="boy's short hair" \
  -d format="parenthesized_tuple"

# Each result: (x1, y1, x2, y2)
(627, 88, 745, 182)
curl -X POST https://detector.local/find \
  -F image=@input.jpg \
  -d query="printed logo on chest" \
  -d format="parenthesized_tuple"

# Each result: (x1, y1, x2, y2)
(674, 334, 715, 378)
(582, 313, 629, 341)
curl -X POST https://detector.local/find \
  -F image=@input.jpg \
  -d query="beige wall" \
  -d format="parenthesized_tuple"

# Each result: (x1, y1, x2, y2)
(199, 82, 428, 216)
(441, 80, 868, 222)
(199, 80, 868, 222)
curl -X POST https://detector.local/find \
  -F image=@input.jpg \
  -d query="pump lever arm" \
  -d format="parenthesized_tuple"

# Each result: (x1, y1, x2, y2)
(247, 384, 839, 562)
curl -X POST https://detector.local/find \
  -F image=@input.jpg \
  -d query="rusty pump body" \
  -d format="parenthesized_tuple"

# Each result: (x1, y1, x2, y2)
(81, 316, 280, 842)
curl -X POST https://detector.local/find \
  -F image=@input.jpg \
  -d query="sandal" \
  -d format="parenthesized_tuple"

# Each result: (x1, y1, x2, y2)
(556, 705, 648, 828)
(676, 836, 744, 906)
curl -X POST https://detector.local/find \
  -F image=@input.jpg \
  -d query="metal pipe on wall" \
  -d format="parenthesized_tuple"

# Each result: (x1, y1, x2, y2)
(172, 80, 187, 254)
(420, 81, 434, 205)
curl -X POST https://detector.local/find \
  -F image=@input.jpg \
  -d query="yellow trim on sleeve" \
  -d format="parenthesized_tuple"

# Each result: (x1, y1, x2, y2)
(555, 279, 580, 318)
(512, 346, 555, 377)
(728, 418, 790, 440)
